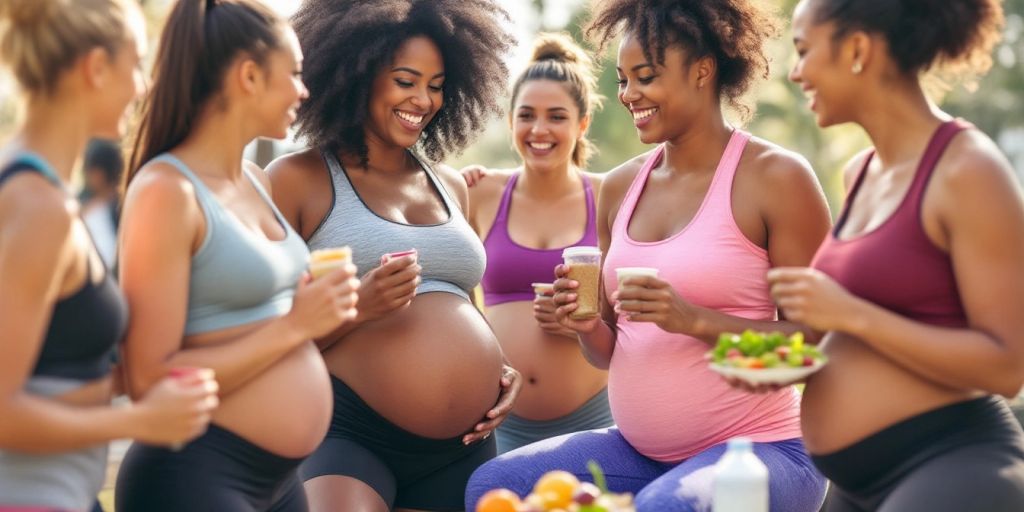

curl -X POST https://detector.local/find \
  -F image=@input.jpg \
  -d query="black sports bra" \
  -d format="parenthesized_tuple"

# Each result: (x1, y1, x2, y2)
(0, 155, 127, 380)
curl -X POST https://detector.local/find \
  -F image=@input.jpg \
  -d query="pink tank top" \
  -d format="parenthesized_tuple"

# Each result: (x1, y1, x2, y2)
(604, 130, 802, 462)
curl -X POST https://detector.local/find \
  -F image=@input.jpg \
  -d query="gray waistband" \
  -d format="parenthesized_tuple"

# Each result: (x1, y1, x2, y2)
(496, 388, 615, 453)
(0, 376, 109, 509)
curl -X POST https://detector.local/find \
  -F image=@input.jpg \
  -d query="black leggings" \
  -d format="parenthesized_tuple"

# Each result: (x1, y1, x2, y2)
(115, 425, 307, 512)
(813, 396, 1024, 512)
(300, 376, 497, 511)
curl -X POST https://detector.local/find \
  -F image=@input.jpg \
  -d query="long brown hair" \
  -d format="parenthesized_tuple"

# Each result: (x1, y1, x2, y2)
(126, 0, 285, 185)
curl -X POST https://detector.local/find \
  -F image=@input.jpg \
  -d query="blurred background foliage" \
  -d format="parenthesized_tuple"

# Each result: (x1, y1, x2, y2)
(0, 0, 1020, 215)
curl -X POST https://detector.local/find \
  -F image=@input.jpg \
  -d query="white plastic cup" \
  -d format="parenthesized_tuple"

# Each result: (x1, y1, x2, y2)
(562, 246, 602, 319)
(309, 246, 352, 279)
(531, 282, 554, 298)
(614, 267, 659, 287)
(712, 437, 769, 512)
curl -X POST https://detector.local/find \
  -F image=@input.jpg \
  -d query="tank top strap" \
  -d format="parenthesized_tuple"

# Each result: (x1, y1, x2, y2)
(832, 151, 876, 235)
(0, 152, 65, 190)
(320, 149, 359, 203)
(413, 153, 461, 215)
(493, 172, 520, 224)
(614, 145, 665, 236)
(701, 129, 751, 217)
(904, 119, 971, 208)
(240, 166, 288, 224)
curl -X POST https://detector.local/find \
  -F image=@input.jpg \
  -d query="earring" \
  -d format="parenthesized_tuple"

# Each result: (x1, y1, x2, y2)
(851, 61, 863, 74)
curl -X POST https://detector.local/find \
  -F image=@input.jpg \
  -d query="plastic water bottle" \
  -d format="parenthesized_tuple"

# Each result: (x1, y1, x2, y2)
(712, 437, 769, 512)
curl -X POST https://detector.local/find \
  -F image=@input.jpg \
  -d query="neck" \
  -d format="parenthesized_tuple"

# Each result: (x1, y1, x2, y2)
(852, 77, 946, 167)
(519, 161, 580, 200)
(16, 94, 93, 183)
(176, 106, 252, 178)
(358, 135, 415, 174)
(661, 110, 733, 175)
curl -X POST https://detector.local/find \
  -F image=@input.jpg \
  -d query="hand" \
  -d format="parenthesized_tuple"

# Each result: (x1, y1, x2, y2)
(613, 276, 697, 334)
(534, 292, 578, 338)
(132, 370, 219, 447)
(460, 165, 489, 187)
(355, 255, 420, 323)
(722, 377, 797, 394)
(767, 267, 859, 332)
(552, 264, 604, 334)
(287, 263, 360, 340)
(463, 365, 522, 445)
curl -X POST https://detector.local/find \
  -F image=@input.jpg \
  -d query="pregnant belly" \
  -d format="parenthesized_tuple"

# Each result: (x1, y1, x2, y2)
(324, 292, 504, 439)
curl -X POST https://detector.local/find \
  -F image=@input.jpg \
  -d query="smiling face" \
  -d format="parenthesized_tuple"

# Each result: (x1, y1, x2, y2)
(789, 0, 861, 127)
(511, 79, 587, 173)
(616, 33, 706, 144)
(92, 6, 147, 139)
(365, 35, 445, 150)
(253, 27, 308, 140)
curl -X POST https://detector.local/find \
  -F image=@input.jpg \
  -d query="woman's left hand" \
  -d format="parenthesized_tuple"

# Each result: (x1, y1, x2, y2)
(767, 267, 859, 332)
(463, 364, 522, 445)
(614, 276, 698, 334)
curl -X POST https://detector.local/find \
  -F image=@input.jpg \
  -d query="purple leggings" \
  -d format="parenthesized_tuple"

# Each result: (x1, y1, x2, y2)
(465, 428, 826, 512)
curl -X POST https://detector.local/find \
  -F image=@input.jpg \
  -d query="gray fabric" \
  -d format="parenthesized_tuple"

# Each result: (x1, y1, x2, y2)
(307, 150, 485, 301)
(496, 388, 615, 454)
(0, 376, 109, 509)
(152, 154, 310, 335)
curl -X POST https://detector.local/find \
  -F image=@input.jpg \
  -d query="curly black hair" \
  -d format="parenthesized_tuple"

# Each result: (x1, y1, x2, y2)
(292, 0, 515, 166)
(810, 0, 1004, 77)
(586, 0, 781, 119)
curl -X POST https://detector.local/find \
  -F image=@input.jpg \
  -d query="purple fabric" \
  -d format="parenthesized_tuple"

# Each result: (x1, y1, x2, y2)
(465, 428, 826, 512)
(481, 173, 597, 307)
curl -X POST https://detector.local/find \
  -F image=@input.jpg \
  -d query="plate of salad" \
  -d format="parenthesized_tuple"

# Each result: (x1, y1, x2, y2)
(707, 330, 827, 386)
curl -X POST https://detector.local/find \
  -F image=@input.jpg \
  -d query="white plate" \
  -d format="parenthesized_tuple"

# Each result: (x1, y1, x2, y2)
(709, 360, 826, 385)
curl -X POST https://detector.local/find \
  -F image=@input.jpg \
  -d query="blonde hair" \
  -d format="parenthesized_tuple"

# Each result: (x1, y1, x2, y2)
(511, 32, 603, 168)
(0, 0, 139, 94)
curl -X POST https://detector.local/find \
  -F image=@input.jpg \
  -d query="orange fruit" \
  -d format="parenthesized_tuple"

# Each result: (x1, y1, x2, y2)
(475, 488, 522, 512)
(533, 470, 580, 509)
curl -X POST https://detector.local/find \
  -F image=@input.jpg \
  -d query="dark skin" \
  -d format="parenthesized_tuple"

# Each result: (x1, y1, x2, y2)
(269, 36, 520, 512)
(552, 33, 831, 370)
(767, 0, 1024, 455)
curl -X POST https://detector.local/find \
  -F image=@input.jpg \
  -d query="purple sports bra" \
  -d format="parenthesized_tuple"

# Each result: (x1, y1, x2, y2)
(481, 172, 597, 307)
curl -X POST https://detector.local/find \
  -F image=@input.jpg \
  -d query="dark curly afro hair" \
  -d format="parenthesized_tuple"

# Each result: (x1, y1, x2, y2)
(586, 0, 781, 120)
(292, 0, 515, 166)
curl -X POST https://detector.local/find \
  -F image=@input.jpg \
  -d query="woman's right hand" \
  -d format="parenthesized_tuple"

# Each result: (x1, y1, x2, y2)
(286, 263, 361, 340)
(354, 255, 420, 323)
(552, 264, 603, 334)
(132, 371, 219, 446)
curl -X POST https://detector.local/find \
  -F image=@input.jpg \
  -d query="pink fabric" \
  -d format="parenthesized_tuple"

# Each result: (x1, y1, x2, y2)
(604, 130, 802, 462)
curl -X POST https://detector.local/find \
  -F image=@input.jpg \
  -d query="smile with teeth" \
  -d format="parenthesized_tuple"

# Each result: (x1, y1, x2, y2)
(632, 107, 658, 122)
(528, 142, 554, 150)
(395, 111, 425, 126)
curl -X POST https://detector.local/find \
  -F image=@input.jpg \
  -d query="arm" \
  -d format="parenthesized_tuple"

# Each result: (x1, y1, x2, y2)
(0, 180, 210, 452)
(119, 165, 357, 398)
(771, 135, 1024, 397)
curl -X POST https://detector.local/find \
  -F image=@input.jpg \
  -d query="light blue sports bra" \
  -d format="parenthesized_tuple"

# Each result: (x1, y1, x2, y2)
(152, 154, 310, 335)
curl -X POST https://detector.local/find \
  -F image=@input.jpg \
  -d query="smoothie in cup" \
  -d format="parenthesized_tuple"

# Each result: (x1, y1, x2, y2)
(562, 246, 602, 320)
(310, 246, 352, 279)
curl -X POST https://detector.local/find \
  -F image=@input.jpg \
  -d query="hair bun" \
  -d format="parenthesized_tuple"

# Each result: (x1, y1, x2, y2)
(530, 32, 586, 65)
(0, 0, 58, 26)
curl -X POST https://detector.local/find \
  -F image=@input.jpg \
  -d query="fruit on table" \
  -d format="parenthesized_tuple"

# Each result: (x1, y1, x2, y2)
(475, 463, 636, 512)
(708, 330, 826, 369)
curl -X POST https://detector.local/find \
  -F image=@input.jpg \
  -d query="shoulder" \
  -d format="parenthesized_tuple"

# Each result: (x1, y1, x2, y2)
(123, 160, 200, 215)
(433, 162, 470, 212)
(935, 128, 1017, 197)
(266, 149, 326, 184)
(743, 137, 822, 193)
(601, 148, 656, 201)
(471, 167, 516, 200)
(0, 175, 74, 241)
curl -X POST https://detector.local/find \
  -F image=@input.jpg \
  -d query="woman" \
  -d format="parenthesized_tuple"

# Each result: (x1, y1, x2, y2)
(770, 1, 1024, 510)
(466, 1, 831, 511)
(114, 1, 359, 510)
(461, 33, 613, 454)
(267, 1, 520, 510)
(0, 1, 217, 510)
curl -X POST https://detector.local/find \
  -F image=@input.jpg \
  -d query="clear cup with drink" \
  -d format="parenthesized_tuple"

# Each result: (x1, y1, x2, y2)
(562, 246, 602, 320)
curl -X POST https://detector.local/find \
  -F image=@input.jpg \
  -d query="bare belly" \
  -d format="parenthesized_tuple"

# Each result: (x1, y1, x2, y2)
(801, 331, 979, 455)
(487, 301, 607, 420)
(51, 375, 114, 406)
(185, 322, 332, 459)
(323, 292, 504, 439)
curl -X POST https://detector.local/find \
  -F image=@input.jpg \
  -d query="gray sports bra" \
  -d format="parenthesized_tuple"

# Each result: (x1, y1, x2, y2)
(153, 154, 310, 335)
(307, 150, 485, 301)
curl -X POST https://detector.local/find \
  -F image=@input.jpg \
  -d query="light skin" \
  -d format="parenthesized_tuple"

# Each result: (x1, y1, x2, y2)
(0, 10, 218, 456)
(269, 36, 520, 512)
(767, 0, 1024, 454)
(463, 78, 609, 420)
(551, 33, 831, 371)
(119, 25, 359, 459)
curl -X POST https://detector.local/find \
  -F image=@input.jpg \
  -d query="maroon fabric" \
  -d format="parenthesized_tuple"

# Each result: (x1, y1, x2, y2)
(812, 120, 971, 327)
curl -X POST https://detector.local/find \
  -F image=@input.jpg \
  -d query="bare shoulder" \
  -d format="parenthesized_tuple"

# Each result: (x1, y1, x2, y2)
(935, 129, 1017, 196)
(743, 137, 822, 192)
(0, 175, 73, 242)
(602, 149, 655, 197)
(472, 167, 515, 199)
(266, 148, 325, 184)
(123, 160, 200, 214)
(434, 162, 470, 212)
